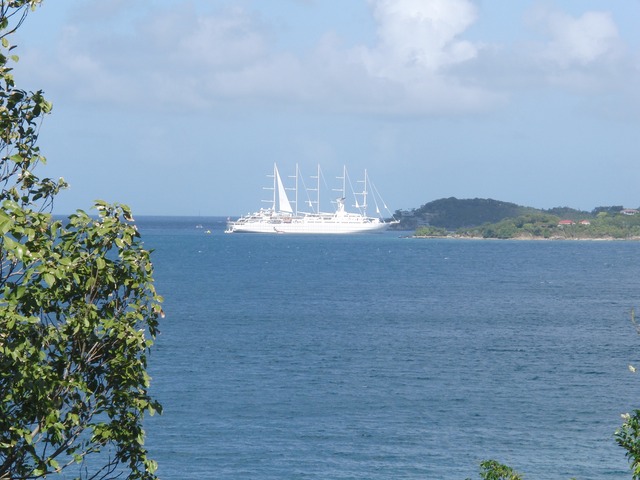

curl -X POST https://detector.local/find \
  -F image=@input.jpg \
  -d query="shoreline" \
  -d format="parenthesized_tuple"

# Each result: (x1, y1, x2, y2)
(407, 234, 640, 241)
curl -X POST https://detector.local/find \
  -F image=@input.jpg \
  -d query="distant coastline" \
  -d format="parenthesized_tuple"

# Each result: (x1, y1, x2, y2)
(394, 197, 640, 240)
(410, 234, 640, 241)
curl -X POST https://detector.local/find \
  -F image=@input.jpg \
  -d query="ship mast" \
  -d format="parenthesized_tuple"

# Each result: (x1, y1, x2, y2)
(262, 163, 277, 211)
(308, 165, 321, 214)
(317, 164, 321, 213)
(288, 164, 299, 216)
(362, 169, 369, 215)
(334, 165, 347, 212)
(353, 168, 369, 215)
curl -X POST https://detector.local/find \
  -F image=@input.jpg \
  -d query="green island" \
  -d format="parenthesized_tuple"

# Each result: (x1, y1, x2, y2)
(393, 197, 640, 240)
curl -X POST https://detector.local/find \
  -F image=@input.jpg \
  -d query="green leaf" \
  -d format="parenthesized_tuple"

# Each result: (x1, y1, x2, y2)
(43, 273, 55, 287)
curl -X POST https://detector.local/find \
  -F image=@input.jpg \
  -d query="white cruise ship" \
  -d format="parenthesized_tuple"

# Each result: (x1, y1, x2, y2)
(225, 164, 396, 234)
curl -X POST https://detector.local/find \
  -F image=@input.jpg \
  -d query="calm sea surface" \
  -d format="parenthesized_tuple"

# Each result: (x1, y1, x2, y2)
(138, 216, 640, 479)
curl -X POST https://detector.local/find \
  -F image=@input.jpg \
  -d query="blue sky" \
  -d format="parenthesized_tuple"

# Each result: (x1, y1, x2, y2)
(12, 0, 640, 216)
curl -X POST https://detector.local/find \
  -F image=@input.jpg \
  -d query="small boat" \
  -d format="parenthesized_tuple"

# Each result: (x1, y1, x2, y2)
(226, 164, 397, 234)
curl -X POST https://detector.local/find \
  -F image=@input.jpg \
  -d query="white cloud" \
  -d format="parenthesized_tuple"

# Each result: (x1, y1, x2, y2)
(146, 6, 270, 70)
(19, 0, 502, 116)
(347, 0, 496, 114)
(532, 8, 622, 68)
(37, 1, 637, 117)
(512, 6, 636, 97)
(366, 0, 478, 73)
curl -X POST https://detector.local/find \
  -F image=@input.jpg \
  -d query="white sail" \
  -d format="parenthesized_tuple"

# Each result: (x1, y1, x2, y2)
(275, 164, 293, 213)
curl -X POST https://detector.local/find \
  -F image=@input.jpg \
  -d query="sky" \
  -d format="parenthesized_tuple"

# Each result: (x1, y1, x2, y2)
(11, 0, 640, 216)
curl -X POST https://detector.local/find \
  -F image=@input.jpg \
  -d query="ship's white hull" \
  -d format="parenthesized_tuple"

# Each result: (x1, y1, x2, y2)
(227, 214, 389, 234)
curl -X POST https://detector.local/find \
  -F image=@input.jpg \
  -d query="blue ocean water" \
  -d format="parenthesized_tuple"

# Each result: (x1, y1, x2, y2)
(139, 216, 640, 479)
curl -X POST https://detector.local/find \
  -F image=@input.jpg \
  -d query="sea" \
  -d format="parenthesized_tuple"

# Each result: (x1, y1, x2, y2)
(136, 216, 640, 479)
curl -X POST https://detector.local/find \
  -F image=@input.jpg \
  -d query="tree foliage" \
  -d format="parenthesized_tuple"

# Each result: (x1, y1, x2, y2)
(457, 212, 640, 240)
(413, 225, 448, 237)
(460, 213, 560, 239)
(395, 197, 640, 234)
(477, 460, 523, 480)
(0, 2, 163, 479)
(592, 205, 624, 216)
(402, 197, 540, 230)
(617, 409, 640, 479)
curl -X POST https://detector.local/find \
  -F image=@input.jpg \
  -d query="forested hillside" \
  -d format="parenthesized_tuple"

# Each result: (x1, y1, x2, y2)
(394, 197, 640, 239)
(394, 197, 589, 230)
